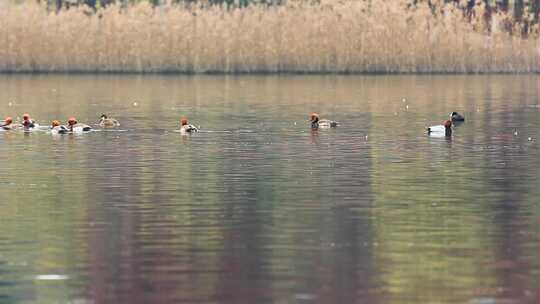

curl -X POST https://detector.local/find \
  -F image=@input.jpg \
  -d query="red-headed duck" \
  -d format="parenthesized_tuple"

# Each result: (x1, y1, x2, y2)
(22, 113, 38, 130)
(427, 119, 452, 137)
(68, 117, 92, 133)
(51, 120, 69, 134)
(1, 117, 14, 130)
(310, 113, 338, 130)
(180, 117, 199, 134)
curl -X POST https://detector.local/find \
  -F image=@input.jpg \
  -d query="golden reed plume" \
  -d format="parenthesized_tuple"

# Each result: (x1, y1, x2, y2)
(0, 0, 539, 73)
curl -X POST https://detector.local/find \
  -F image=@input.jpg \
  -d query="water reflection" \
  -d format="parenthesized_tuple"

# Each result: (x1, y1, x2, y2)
(0, 75, 539, 304)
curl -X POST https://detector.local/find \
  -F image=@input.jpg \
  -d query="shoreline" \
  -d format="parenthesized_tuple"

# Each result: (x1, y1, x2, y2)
(1, 70, 539, 75)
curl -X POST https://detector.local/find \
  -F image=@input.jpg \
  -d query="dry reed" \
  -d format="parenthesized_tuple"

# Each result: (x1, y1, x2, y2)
(1, 0, 539, 73)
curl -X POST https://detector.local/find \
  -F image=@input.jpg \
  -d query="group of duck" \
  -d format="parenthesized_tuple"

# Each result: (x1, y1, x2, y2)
(426, 112, 465, 136)
(0, 113, 200, 134)
(0, 114, 119, 134)
(0, 111, 464, 135)
(309, 112, 465, 136)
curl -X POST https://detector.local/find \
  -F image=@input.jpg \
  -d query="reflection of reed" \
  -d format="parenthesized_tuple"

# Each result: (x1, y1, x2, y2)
(2, 1, 540, 73)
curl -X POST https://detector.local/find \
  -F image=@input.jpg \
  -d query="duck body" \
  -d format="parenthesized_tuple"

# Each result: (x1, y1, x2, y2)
(22, 120, 38, 131)
(316, 119, 338, 129)
(310, 113, 337, 130)
(50, 120, 69, 134)
(22, 122, 40, 131)
(450, 112, 465, 122)
(1, 123, 23, 131)
(427, 120, 452, 137)
(99, 114, 120, 128)
(52, 125, 69, 134)
(0, 124, 14, 131)
(67, 117, 92, 133)
(21, 113, 38, 131)
(180, 124, 199, 134)
(71, 123, 92, 133)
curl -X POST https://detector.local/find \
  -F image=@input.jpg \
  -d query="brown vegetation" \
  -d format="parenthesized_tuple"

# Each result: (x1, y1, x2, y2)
(2, 0, 540, 73)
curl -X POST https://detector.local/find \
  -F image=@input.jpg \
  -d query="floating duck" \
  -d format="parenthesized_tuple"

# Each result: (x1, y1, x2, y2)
(450, 112, 465, 122)
(22, 113, 38, 130)
(99, 114, 120, 128)
(427, 119, 452, 137)
(310, 113, 337, 129)
(180, 118, 199, 134)
(51, 120, 69, 134)
(68, 117, 92, 133)
(1, 117, 14, 130)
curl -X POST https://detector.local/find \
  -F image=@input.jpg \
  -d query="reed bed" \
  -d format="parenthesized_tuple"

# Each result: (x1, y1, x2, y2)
(1, 0, 539, 73)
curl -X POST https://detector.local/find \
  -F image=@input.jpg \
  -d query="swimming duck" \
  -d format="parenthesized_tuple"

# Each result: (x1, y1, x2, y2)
(450, 112, 465, 122)
(427, 119, 452, 137)
(1, 117, 14, 130)
(68, 117, 92, 133)
(180, 118, 199, 134)
(21, 113, 38, 130)
(51, 120, 69, 134)
(99, 114, 120, 128)
(310, 113, 338, 129)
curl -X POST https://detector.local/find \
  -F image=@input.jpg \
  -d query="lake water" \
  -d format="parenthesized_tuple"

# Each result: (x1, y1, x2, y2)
(0, 74, 539, 304)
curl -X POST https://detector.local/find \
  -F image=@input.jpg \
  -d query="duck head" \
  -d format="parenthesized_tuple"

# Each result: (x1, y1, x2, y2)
(51, 120, 61, 128)
(450, 111, 465, 122)
(98, 114, 108, 124)
(444, 119, 452, 136)
(310, 113, 320, 129)
(310, 113, 319, 123)
(2, 117, 12, 126)
(68, 117, 77, 130)
(22, 113, 32, 127)
(181, 118, 188, 126)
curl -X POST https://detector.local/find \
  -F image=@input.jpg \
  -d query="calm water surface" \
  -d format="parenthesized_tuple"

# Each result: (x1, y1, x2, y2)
(0, 75, 539, 304)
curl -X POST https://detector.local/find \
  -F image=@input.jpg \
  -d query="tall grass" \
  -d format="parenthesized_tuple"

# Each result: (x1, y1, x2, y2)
(1, 0, 539, 73)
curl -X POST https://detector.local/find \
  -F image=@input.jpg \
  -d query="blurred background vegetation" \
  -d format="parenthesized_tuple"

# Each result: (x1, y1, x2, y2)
(26, 0, 540, 23)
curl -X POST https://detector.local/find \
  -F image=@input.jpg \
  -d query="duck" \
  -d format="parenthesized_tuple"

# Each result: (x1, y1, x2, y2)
(450, 112, 465, 122)
(21, 113, 39, 130)
(51, 120, 69, 134)
(310, 113, 338, 129)
(427, 119, 452, 137)
(67, 117, 92, 133)
(1, 117, 14, 130)
(99, 114, 120, 128)
(180, 117, 199, 134)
